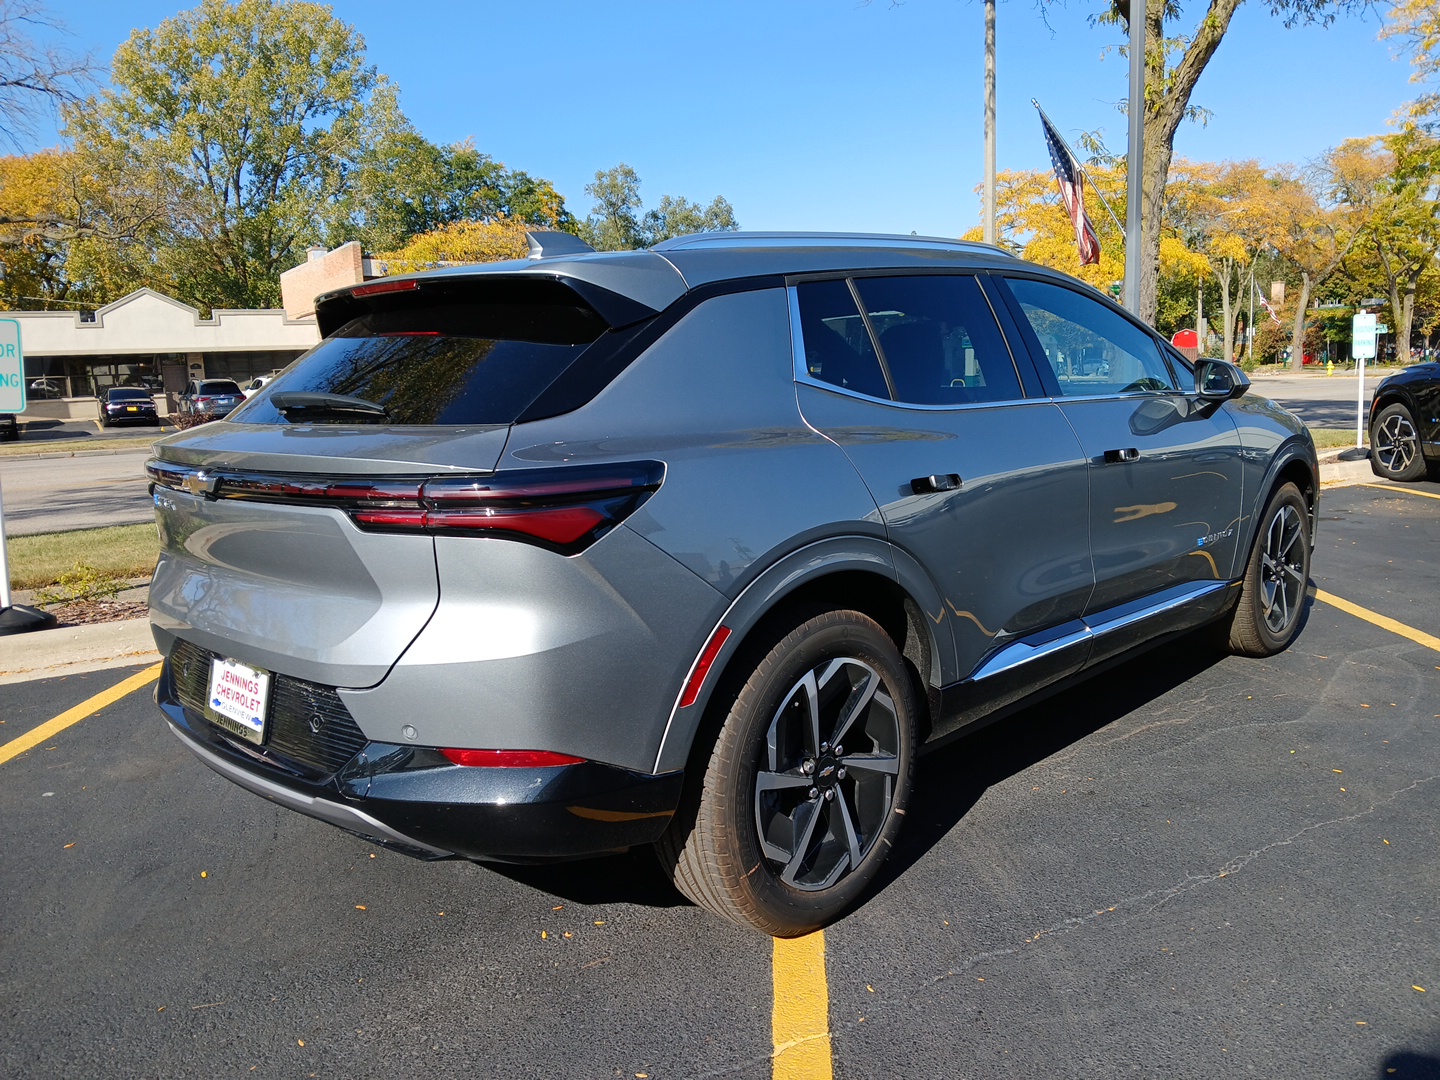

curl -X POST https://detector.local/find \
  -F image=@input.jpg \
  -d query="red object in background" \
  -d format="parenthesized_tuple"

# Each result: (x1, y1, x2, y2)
(1171, 330, 1199, 349)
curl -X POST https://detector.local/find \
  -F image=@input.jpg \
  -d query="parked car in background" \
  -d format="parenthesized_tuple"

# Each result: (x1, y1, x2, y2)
(241, 372, 279, 398)
(98, 386, 161, 427)
(177, 378, 244, 419)
(1369, 361, 1440, 481)
(147, 231, 1319, 936)
(0, 413, 17, 441)
(28, 378, 62, 399)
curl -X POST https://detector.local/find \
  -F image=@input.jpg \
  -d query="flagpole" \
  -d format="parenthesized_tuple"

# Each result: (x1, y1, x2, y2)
(1123, 1, 1145, 313)
(983, 0, 997, 245)
(1031, 100, 1127, 240)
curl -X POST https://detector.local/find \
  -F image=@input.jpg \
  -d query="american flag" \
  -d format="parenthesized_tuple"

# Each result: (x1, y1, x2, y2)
(1038, 111, 1101, 266)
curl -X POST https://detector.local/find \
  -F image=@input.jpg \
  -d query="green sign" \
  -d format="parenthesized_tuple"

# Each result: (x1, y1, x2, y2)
(0, 320, 22, 412)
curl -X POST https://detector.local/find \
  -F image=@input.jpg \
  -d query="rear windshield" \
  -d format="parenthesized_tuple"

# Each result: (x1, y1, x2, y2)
(233, 290, 610, 427)
(200, 380, 241, 395)
(108, 388, 151, 401)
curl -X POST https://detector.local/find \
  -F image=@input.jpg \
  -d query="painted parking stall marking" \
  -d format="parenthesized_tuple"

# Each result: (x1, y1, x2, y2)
(0, 662, 162, 766)
(772, 931, 833, 1079)
(1314, 590, 1440, 654)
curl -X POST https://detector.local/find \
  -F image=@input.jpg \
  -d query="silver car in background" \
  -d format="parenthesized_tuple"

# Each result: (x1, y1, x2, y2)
(147, 232, 1318, 935)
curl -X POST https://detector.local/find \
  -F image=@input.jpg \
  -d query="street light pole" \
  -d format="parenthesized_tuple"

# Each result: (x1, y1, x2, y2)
(1123, 0, 1145, 314)
(983, 0, 997, 246)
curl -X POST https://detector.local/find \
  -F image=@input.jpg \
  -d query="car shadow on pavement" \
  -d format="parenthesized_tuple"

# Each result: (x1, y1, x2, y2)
(486, 844, 688, 909)
(869, 626, 1236, 897)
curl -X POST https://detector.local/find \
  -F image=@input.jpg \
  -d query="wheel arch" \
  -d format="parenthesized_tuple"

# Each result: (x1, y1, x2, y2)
(652, 536, 952, 775)
(1240, 437, 1320, 561)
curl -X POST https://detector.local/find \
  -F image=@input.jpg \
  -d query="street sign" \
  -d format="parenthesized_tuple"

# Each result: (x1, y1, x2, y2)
(0, 319, 22, 412)
(1352, 312, 1377, 361)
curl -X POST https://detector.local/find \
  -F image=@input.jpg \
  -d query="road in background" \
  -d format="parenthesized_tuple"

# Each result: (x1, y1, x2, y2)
(1249, 368, 1395, 431)
(0, 449, 154, 535)
(1, 482, 1437, 1077)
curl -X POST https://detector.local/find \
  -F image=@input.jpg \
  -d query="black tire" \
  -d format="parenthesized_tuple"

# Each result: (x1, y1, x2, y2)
(1370, 402, 1427, 482)
(1225, 482, 1311, 657)
(658, 608, 917, 936)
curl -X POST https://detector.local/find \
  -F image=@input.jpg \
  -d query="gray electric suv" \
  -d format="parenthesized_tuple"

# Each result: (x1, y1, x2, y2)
(147, 231, 1318, 935)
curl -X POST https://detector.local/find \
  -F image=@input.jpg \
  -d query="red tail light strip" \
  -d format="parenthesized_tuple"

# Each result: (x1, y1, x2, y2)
(147, 460, 664, 553)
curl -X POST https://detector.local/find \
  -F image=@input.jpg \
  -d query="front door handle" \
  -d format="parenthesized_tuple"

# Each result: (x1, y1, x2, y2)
(911, 473, 962, 494)
(1104, 448, 1140, 463)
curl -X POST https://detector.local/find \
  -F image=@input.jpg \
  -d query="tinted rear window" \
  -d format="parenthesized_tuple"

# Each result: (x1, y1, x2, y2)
(234, 294, 610, 427)
(200, 381, 241, 395)
(108, 388, 151, 401)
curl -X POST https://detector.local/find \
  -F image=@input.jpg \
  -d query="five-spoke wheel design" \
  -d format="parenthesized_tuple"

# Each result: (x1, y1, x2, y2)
(659, 608, 916, 936)
(1371, 403, 1427, 482)
(755, 657, 901, 891)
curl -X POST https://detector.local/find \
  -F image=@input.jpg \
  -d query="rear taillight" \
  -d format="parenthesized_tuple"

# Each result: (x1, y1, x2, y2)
(441, 748, 586, 768)
(147, 460, 665, 554)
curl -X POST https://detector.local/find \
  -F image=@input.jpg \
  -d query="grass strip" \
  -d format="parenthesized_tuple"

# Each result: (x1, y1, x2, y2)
(5, 524, 160, 590)
(1310, 428, 1367, 449)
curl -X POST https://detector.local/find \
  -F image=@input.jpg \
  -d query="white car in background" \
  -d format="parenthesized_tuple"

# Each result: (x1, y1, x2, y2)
(242, 373, 278, 398)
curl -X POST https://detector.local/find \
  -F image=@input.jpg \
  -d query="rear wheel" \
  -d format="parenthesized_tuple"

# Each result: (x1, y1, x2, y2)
(1225, 482, 1311, 657)
(659, 609, 917, 936)
(1371, 403, 1427, 482)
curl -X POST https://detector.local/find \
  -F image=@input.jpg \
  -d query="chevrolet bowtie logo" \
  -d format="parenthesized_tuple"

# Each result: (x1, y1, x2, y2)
(180, 470, 220, 498)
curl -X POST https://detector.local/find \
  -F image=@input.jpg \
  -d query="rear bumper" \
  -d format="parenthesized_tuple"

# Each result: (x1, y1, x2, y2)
(156, 657, 684, 862)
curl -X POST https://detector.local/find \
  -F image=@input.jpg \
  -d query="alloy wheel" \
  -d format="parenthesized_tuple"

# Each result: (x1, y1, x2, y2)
(1375, 412, 1419, 475)
(1260, 503, 1306, 635)
(754, 657, 901, 891)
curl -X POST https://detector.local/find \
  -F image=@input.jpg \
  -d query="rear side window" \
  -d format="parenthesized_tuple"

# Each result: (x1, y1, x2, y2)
(794, 280, 891, 399)
(236, 286, 611, 426)
(852, 276, 1023, 405)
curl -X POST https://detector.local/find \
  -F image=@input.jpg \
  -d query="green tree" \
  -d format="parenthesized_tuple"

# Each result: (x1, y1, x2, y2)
(64, 0, 386, 311)
(1073, 0, 1368, 326)
(581, 163, 739, 250)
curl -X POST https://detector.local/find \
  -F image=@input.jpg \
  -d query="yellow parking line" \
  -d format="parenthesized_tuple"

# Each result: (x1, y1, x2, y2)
(0, 662, 162, 766)
(772, 931, 833, 1079)
(1315, 591, 1440, 654)
(1360, 483, 1440, 502)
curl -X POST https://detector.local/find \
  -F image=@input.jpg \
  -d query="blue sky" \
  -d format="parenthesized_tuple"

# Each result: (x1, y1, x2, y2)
(30, 1, 1423, 238)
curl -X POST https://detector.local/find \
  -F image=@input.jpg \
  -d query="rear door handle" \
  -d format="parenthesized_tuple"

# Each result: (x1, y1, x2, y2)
(910, 473, 962, 494)
(1104, 448, 1140, 463)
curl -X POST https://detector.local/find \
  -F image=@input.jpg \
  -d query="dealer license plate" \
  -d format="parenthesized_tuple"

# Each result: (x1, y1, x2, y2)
(206, 657, 271, 745)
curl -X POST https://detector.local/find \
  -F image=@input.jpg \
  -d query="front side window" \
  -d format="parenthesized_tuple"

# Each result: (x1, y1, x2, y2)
(852, 275, 1023, 405)
(1005, 277, 1176, 396)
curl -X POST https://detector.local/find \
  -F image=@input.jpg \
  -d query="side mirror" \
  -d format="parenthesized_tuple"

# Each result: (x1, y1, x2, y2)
(1195, 358, 1250, 402)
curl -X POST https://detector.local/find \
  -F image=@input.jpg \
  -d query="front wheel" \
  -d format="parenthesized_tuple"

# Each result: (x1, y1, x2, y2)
(1225, 482, 1311, 657)
(659, 609, 917, 936)
(1371, 403, 1427, 482)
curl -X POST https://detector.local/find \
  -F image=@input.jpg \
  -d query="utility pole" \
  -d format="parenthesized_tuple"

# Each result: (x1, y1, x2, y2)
(1123, 0, 1144, 314)
(983, 0, 997, 245)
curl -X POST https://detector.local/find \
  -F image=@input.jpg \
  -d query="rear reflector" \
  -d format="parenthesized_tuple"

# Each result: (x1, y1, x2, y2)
(679, 625, 732, 709)
(441, 748, 586, 768)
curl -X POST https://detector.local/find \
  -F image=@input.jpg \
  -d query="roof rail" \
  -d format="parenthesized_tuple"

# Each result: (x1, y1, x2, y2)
(526, 230, 597, 259)
(650, 231, 1015, 257)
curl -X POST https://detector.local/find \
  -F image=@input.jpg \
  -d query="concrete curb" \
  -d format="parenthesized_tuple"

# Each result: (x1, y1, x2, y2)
(0, 618, 160, 686)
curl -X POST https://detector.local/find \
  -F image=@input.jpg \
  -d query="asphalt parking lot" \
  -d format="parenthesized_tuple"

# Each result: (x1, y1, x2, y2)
(2, 479, 1438, 1079)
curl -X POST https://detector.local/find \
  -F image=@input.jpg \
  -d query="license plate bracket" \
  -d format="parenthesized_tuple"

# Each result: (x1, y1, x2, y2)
(205, 657, 271, 745)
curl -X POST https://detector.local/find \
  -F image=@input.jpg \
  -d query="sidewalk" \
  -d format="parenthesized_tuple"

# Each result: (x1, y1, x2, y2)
(0, 449, 1382, 685)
